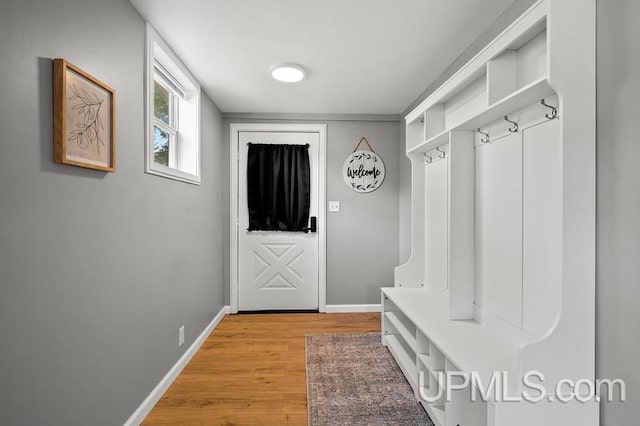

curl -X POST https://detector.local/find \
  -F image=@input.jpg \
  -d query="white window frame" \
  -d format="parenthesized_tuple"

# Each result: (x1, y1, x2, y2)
(145, 23, 201, 184)
(152, 73, 179, 169)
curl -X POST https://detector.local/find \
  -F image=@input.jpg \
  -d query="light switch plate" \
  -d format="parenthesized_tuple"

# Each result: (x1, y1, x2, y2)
(329, 201, 340, 212)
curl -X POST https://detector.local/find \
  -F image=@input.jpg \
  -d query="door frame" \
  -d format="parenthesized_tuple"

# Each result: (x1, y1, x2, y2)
(230, 123, 327, 313)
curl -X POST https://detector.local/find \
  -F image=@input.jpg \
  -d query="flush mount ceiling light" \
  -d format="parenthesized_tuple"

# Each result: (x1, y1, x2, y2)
(271, 63, 306, 83)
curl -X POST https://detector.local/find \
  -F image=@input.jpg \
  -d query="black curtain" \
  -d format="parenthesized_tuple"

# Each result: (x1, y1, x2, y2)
(247, 143, 310, 232)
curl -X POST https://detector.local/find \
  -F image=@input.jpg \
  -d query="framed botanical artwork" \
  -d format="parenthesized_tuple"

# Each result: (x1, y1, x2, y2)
(53, 58, 116, 172)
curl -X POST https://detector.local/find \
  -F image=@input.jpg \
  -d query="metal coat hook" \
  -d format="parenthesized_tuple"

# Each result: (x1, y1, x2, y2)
(477, 128, 490, 143)
(436, 146, 446, 159)
(504, 115, 519, 133)
(541, 98, 558, 119)
(424, 153, 432, 164)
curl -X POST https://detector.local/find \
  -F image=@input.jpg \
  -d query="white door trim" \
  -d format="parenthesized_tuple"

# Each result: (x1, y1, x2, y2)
(230, 123, 327, 313)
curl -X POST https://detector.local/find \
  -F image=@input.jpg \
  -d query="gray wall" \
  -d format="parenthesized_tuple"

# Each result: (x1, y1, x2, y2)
(0, 0, 225, 425)
(222, 116, 400, 305)
(596, 1, 640, 424)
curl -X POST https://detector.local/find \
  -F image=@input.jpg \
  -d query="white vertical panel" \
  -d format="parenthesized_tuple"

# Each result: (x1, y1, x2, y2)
(448, 131, 476, 319)
(475, 132, 523, 328)
(516, 31, 547, 89)
(523, 119, 561, 338)
(425, 158, 448, 290)
(444, 76, 487, 129)
(406, 119, 423, 152)
(425, 104, 445, 139)
(487, 50, 517, 104)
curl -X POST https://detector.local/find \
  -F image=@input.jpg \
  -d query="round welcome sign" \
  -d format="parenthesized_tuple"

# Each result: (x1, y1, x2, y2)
(342, 150, 385, 193)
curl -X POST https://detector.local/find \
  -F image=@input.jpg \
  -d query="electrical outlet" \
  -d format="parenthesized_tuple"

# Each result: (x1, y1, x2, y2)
(178, 325, 185, 348)
(329, 201, 340, 212)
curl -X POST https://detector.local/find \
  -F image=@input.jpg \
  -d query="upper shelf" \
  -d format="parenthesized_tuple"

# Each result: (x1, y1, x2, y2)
(405, 1, 548, 125)
(408, 129, 449, 155)
(460, 77, 553, 130)
(406, 5, 549, 154)
(408, 78, 554, 154)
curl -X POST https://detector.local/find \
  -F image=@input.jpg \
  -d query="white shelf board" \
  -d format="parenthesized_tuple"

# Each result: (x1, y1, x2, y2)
(458, 77, 553, 130)
(382, 287, 534, 386)
(406, 78, 554, 154)
(385, 334, 417, 390)
(385, 311, 417, 349)
(407, 130, 449, 155)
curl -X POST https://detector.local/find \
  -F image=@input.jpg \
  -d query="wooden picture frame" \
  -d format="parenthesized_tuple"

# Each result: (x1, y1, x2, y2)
(54, 58, 116, 172)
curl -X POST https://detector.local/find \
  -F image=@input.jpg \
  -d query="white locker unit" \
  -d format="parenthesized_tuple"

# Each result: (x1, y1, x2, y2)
(383, 0, 596, 425)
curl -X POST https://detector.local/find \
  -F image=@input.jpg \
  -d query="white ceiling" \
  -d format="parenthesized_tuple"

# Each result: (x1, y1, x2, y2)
(129, 0, 516, 115)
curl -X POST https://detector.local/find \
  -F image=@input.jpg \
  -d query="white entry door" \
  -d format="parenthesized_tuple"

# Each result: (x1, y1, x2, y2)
(236, 130, 321, 311)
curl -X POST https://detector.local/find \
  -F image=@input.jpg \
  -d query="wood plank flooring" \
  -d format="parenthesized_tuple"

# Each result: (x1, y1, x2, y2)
(143, 312, 381, 425)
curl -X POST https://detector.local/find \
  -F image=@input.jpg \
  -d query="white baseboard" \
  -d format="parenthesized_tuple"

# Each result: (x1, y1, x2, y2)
(324, 304, 381, 313)
(124, 305, 231, 426)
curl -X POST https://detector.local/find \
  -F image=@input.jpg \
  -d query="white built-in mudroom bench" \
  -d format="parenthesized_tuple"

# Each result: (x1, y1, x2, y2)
(381, 1, 596, 425)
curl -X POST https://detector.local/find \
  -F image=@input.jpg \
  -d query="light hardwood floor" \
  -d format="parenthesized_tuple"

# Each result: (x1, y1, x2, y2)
(143, 312, 381, 425)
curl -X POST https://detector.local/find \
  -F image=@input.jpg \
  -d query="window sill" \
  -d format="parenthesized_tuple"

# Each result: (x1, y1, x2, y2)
(145, 163, 201, 185)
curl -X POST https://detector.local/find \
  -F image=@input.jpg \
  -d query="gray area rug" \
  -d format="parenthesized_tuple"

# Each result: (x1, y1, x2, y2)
(306, 332, 433, 426)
